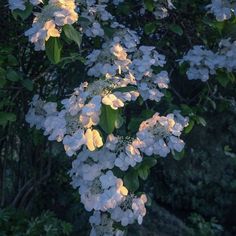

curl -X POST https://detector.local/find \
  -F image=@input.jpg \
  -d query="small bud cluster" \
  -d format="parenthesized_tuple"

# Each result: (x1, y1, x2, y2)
(140, 0, 175, 19)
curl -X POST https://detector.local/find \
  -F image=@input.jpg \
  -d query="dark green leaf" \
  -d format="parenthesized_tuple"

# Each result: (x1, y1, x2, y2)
(45, 37, 62, 64)
(112, 86, 137, 93)
(99, 105, 119, 134)
(173, 150, 185, 161)
(142, 157, 157, 168)
(216, 71, 230, 87)
(184, 120, 195, 134)
(6, 69, 22, 82)
(138, 166, 149, 180)
(144, 22, 156, 35)
(117, 3, 131, 15)
(144, 0, 155, 12)
(21, 79, 33, 91)
(7, 55, 18, 66)
(195, 116, 207, 127)
(0, 78, 6, 88)
(0, 68, 6, 88)
(0, 112, 16, 126)
(128, 117, 142, 132)
(169, 24, 184, 36)
(114, 111, 124, 129)
(124, 169, 139, 192)
(12, 3, 33, 20)
(103, 26, 116, 37)
(63, 25, 82, 47)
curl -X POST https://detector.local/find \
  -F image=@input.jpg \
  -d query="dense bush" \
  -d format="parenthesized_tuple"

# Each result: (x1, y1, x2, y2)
(0, 0, 236, 235)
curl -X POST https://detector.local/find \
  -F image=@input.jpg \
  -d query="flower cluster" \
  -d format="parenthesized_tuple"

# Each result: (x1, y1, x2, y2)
(80, 0, 114, 38)
(26, 88, 103, 154)
(89, 212, 124, 236)
(105, 134, 143, 171)
(137, 111, 188, 157)
(86, 31, 169, 102)
(206, 0, 236, 21)
(69, 148, 128, 212)
(24, 0, 78, 50)
(21, 0, 189, 235)
(69, 139, 148, 234)
(68, 137, 148, 233)
(180, 39, 236, 81)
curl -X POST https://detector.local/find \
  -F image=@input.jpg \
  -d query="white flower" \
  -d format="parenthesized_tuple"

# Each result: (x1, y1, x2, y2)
(80, 95, 101, 128)
(102, 94, 124, 110)
(111, 43, 128, 61)
(63, 129, 86, 156)
(132, 194, 147, 224)
(109, 194, 147, 226)
(106, 134, 143, 171)
(206, 0, 233, 21)
(89, 212, 125, 236)
(61, 86, 87, 116)
(180, 39, 236, 81)
(9, 0, 26, 10)
(84, 129, 103, 151)
(44, 110, 67, 142)
(25, 95, 58, 130)
(85, 22, 105, 37)
(137, 112, 187, 157)
(30, 0, 43, 5)
(99, 170, 117, 189)
(24, 0, 78, 50)
(8, 0, 42, 11)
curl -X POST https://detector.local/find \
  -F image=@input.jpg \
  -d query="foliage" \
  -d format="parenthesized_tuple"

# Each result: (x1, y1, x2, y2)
(0, 208, 72, 236)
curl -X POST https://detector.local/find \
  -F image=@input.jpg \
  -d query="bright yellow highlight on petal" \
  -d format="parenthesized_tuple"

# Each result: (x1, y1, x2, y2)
(120, 186, 128, 196)
(168, 118, 175, 129)
(85, 129, 103, 151)
(44, 20, 60, 41)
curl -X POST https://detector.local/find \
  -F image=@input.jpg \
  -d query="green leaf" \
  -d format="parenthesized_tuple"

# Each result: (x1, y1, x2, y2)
(202, 18, 225, 34)
(142, 157, 157, 168)
(144, 0, 155, 12)
(63, 25, 82, 47)
(0, 77, 6, 88)
(195, 116, 207, 127)
(173, 150, 185, 161)
(103, 26, 116, 37)
(0, 112, 16, 126)
(124, 169, 139, 192)
(114, 111, 124, 129)
(184, 120, 195, 134)
(99, 105, 119, 134)
(21, 79, 33, 91)
(112, 86, 137, 93)
(169, 24, 184, 36)
(138, 166, 149, 180)
(144, 22, 156, 35)
(45, 37, 62, 64)
(12, 3, 33, 20)
(128, 117, 142, 132)
(7, 55, 18, 66)
(216, 71, 230, 87)
(6, 69, 22, 82)
(117, 3, 131, 15)
(32, 130, 44, 146)
(0, 68, 6, 88)
(62, 222, 73, 235)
